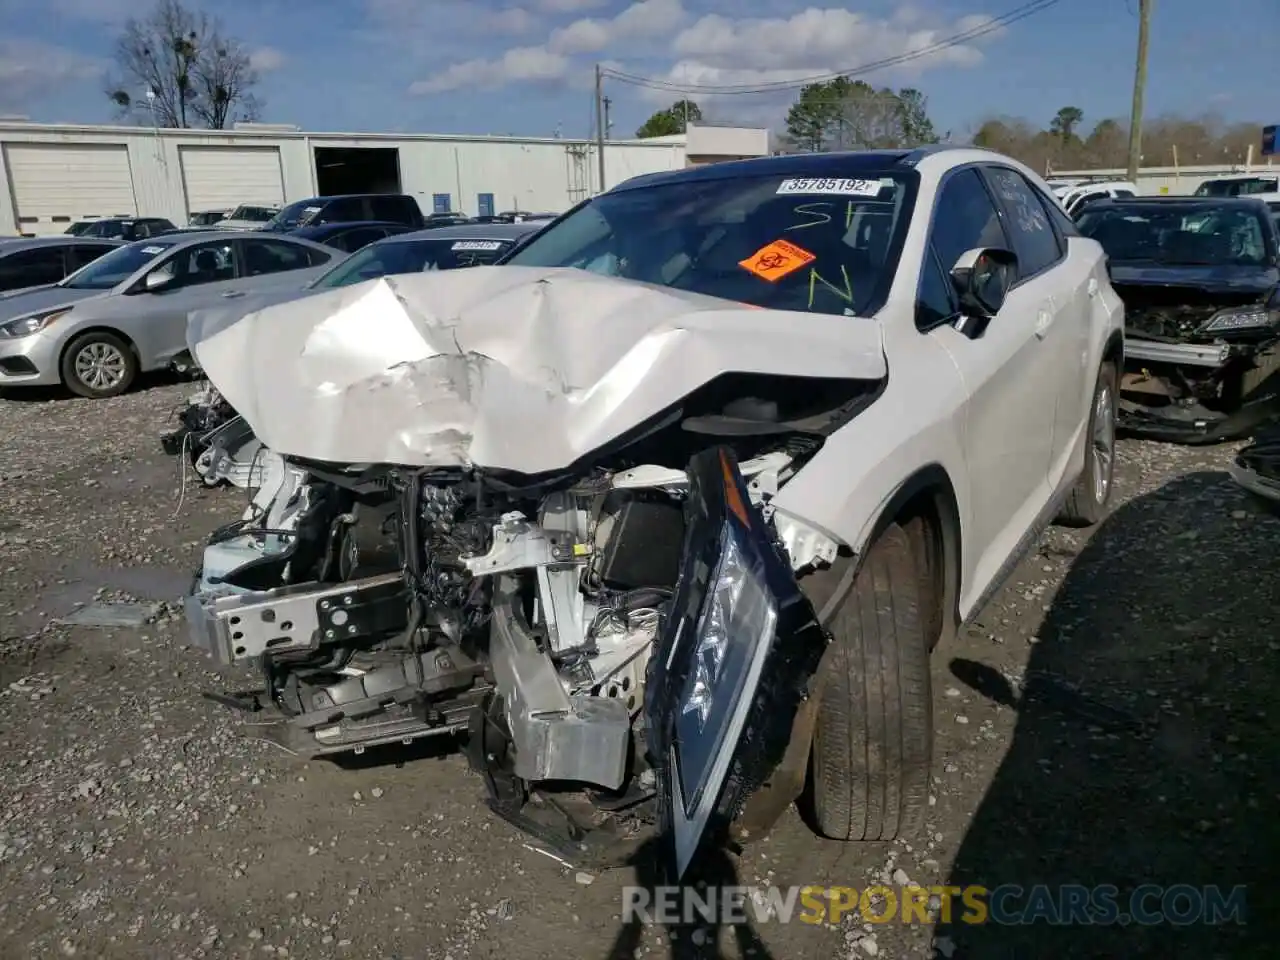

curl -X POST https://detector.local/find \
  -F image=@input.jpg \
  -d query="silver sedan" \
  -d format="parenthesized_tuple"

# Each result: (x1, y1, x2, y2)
(0, 231, 340, 398)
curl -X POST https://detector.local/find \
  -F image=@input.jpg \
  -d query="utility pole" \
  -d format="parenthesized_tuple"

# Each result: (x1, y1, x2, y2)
(594, 63, 606, 195)
(1126, 0, 1152, 184)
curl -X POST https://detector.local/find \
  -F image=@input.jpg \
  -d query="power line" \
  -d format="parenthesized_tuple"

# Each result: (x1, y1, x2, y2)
(601, 0, 1060, 96)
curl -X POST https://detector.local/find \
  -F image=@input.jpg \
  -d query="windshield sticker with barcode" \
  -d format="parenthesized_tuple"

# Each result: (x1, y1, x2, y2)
(140, 246, 166, 254)
(451, 240, 504, 251)
(776, 178, 884, 197)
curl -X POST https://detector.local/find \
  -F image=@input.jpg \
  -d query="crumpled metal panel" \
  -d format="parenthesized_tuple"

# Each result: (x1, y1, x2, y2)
(190, 266, 887, 473)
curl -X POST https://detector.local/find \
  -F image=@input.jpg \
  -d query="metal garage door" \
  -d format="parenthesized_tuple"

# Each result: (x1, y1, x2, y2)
(4, 143, 138, 236)
(180, 146, 285, 215)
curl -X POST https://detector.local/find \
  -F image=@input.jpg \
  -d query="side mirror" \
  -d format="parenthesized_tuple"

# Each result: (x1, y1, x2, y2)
(143, 265, 176, 292)
(949, 247, 1017, 319)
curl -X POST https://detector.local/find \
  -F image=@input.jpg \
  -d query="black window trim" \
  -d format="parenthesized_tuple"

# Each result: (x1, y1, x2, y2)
(914, 241, 961, 334)
(235, 236, 329, 274)
(977, 164, 1068, 285)
(914, 161, 1014, 333)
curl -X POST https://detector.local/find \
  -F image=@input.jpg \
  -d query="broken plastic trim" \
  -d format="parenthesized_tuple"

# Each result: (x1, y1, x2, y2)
(644, 445, 828, 883)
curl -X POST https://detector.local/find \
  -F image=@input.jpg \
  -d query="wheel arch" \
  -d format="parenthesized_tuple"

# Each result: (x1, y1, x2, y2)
(59, 325, 141, 368)
(858, 463, 964, 651)
(733, 462, 963, 839)
(1102, 328, 1123, 369)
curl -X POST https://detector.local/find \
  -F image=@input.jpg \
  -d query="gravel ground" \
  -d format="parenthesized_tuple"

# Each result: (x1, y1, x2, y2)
(1, 381, 1277, 960)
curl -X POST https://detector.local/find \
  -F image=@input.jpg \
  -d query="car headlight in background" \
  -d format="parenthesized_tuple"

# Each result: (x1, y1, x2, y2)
(0, 308, 71, 339)
(1200, 306, 1280, 334)
(675, 525, 778, 811)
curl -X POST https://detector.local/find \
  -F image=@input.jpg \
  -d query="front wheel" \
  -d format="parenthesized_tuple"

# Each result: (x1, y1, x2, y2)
(60, 331, 138, 399)
(1058, 361, 1118, 527)
(801, 523, 933, 841)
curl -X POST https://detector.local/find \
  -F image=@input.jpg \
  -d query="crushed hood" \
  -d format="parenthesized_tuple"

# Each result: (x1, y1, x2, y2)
(186, 286, 317, 353)
(191, 266, 887, 473)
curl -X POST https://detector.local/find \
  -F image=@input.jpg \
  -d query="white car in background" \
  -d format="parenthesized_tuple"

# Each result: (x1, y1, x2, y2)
(210, 204, 281, 232)
(1054, 179, 1140, 217)
(183, 146, 1125, 880)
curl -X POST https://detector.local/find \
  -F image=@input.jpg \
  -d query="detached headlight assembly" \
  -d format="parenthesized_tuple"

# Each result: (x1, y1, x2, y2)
(675, 526, 778, 810)
(0, 308, 71, 339)
(1200, 306, 1280, 334)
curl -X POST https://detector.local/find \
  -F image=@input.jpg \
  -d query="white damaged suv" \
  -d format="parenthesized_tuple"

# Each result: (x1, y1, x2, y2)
(183, 146, 1124, 880)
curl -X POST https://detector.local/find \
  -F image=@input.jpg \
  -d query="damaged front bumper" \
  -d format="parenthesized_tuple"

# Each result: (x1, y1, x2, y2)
(1120, 337, 1280, 444)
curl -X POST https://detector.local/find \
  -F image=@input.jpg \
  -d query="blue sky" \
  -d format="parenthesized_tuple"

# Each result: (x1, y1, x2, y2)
(0, 0, 1274, 140)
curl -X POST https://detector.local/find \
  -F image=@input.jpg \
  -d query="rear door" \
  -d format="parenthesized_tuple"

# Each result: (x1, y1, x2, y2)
(646, 447, 826, 881)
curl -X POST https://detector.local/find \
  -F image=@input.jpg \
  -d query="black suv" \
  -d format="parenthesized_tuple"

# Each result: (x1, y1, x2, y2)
(266, 194, 425, 232)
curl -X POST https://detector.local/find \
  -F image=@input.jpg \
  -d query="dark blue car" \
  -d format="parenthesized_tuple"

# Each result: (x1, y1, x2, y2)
(287, 221, 416, 254)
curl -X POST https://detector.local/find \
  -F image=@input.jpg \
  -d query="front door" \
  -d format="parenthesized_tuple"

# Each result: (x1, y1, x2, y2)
(925, 166, 1058, 608)
(131, 239, 239, 365)
(981, 165, 1093, 495)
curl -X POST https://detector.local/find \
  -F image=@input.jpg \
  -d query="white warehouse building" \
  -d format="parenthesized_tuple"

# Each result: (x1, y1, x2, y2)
(0, 120, 770, 236)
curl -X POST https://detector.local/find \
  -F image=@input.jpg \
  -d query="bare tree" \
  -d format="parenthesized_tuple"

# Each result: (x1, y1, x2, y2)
(106, 0, 261, 129)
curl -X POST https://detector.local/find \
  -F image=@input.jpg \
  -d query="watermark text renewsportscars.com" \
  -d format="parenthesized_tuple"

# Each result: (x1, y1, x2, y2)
(621, 884, 1248, 927)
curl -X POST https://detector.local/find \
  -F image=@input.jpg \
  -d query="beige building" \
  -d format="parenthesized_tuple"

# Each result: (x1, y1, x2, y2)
(0, 119, 771, 235)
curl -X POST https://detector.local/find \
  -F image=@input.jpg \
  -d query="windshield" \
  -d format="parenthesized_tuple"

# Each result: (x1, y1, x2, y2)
(60, 239, 177, 290)
(1194, 177, 1280, 197)
(501, 171, 916, 316)
(228, 205, 277, 222)
(313, 236, 517, 288)
(1077, 204, 1274, 266)
(267, 200, 324, 231)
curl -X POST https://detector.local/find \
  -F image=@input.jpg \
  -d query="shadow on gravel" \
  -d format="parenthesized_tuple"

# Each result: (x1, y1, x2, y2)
(603, 838, 777, 960)
(939, 470, 1280, 958)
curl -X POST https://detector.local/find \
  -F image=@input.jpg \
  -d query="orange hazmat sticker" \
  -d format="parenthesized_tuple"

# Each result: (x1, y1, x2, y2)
(739, 238, 816, 282)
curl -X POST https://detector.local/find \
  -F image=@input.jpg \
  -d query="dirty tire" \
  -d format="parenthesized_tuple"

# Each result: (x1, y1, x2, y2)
(60, 330, 138, 399)
(801, 523, 932, 842)
(1057, 361, 1117, 528)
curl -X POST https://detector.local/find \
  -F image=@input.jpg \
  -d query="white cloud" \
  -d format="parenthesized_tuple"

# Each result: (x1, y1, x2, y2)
(248, 46, 287, 73)
(0, 38, 105, 112)
(548, 0, 687, 54)
(409, 45, 570, 94)
(413, 2, 1000, 107)
(671, 9, 988, 76)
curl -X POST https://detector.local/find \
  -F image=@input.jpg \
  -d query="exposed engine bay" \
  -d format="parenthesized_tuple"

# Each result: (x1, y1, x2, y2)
(184, 377, 859, 873)
(1115, 282, 1280, 440)
(161, 385, 266, 488)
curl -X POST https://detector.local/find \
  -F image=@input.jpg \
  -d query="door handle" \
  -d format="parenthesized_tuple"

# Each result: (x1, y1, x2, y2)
(221, 291, 245, 299)
(1087, 277, 1099, 298)
(1035, 306, 1053, 339)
